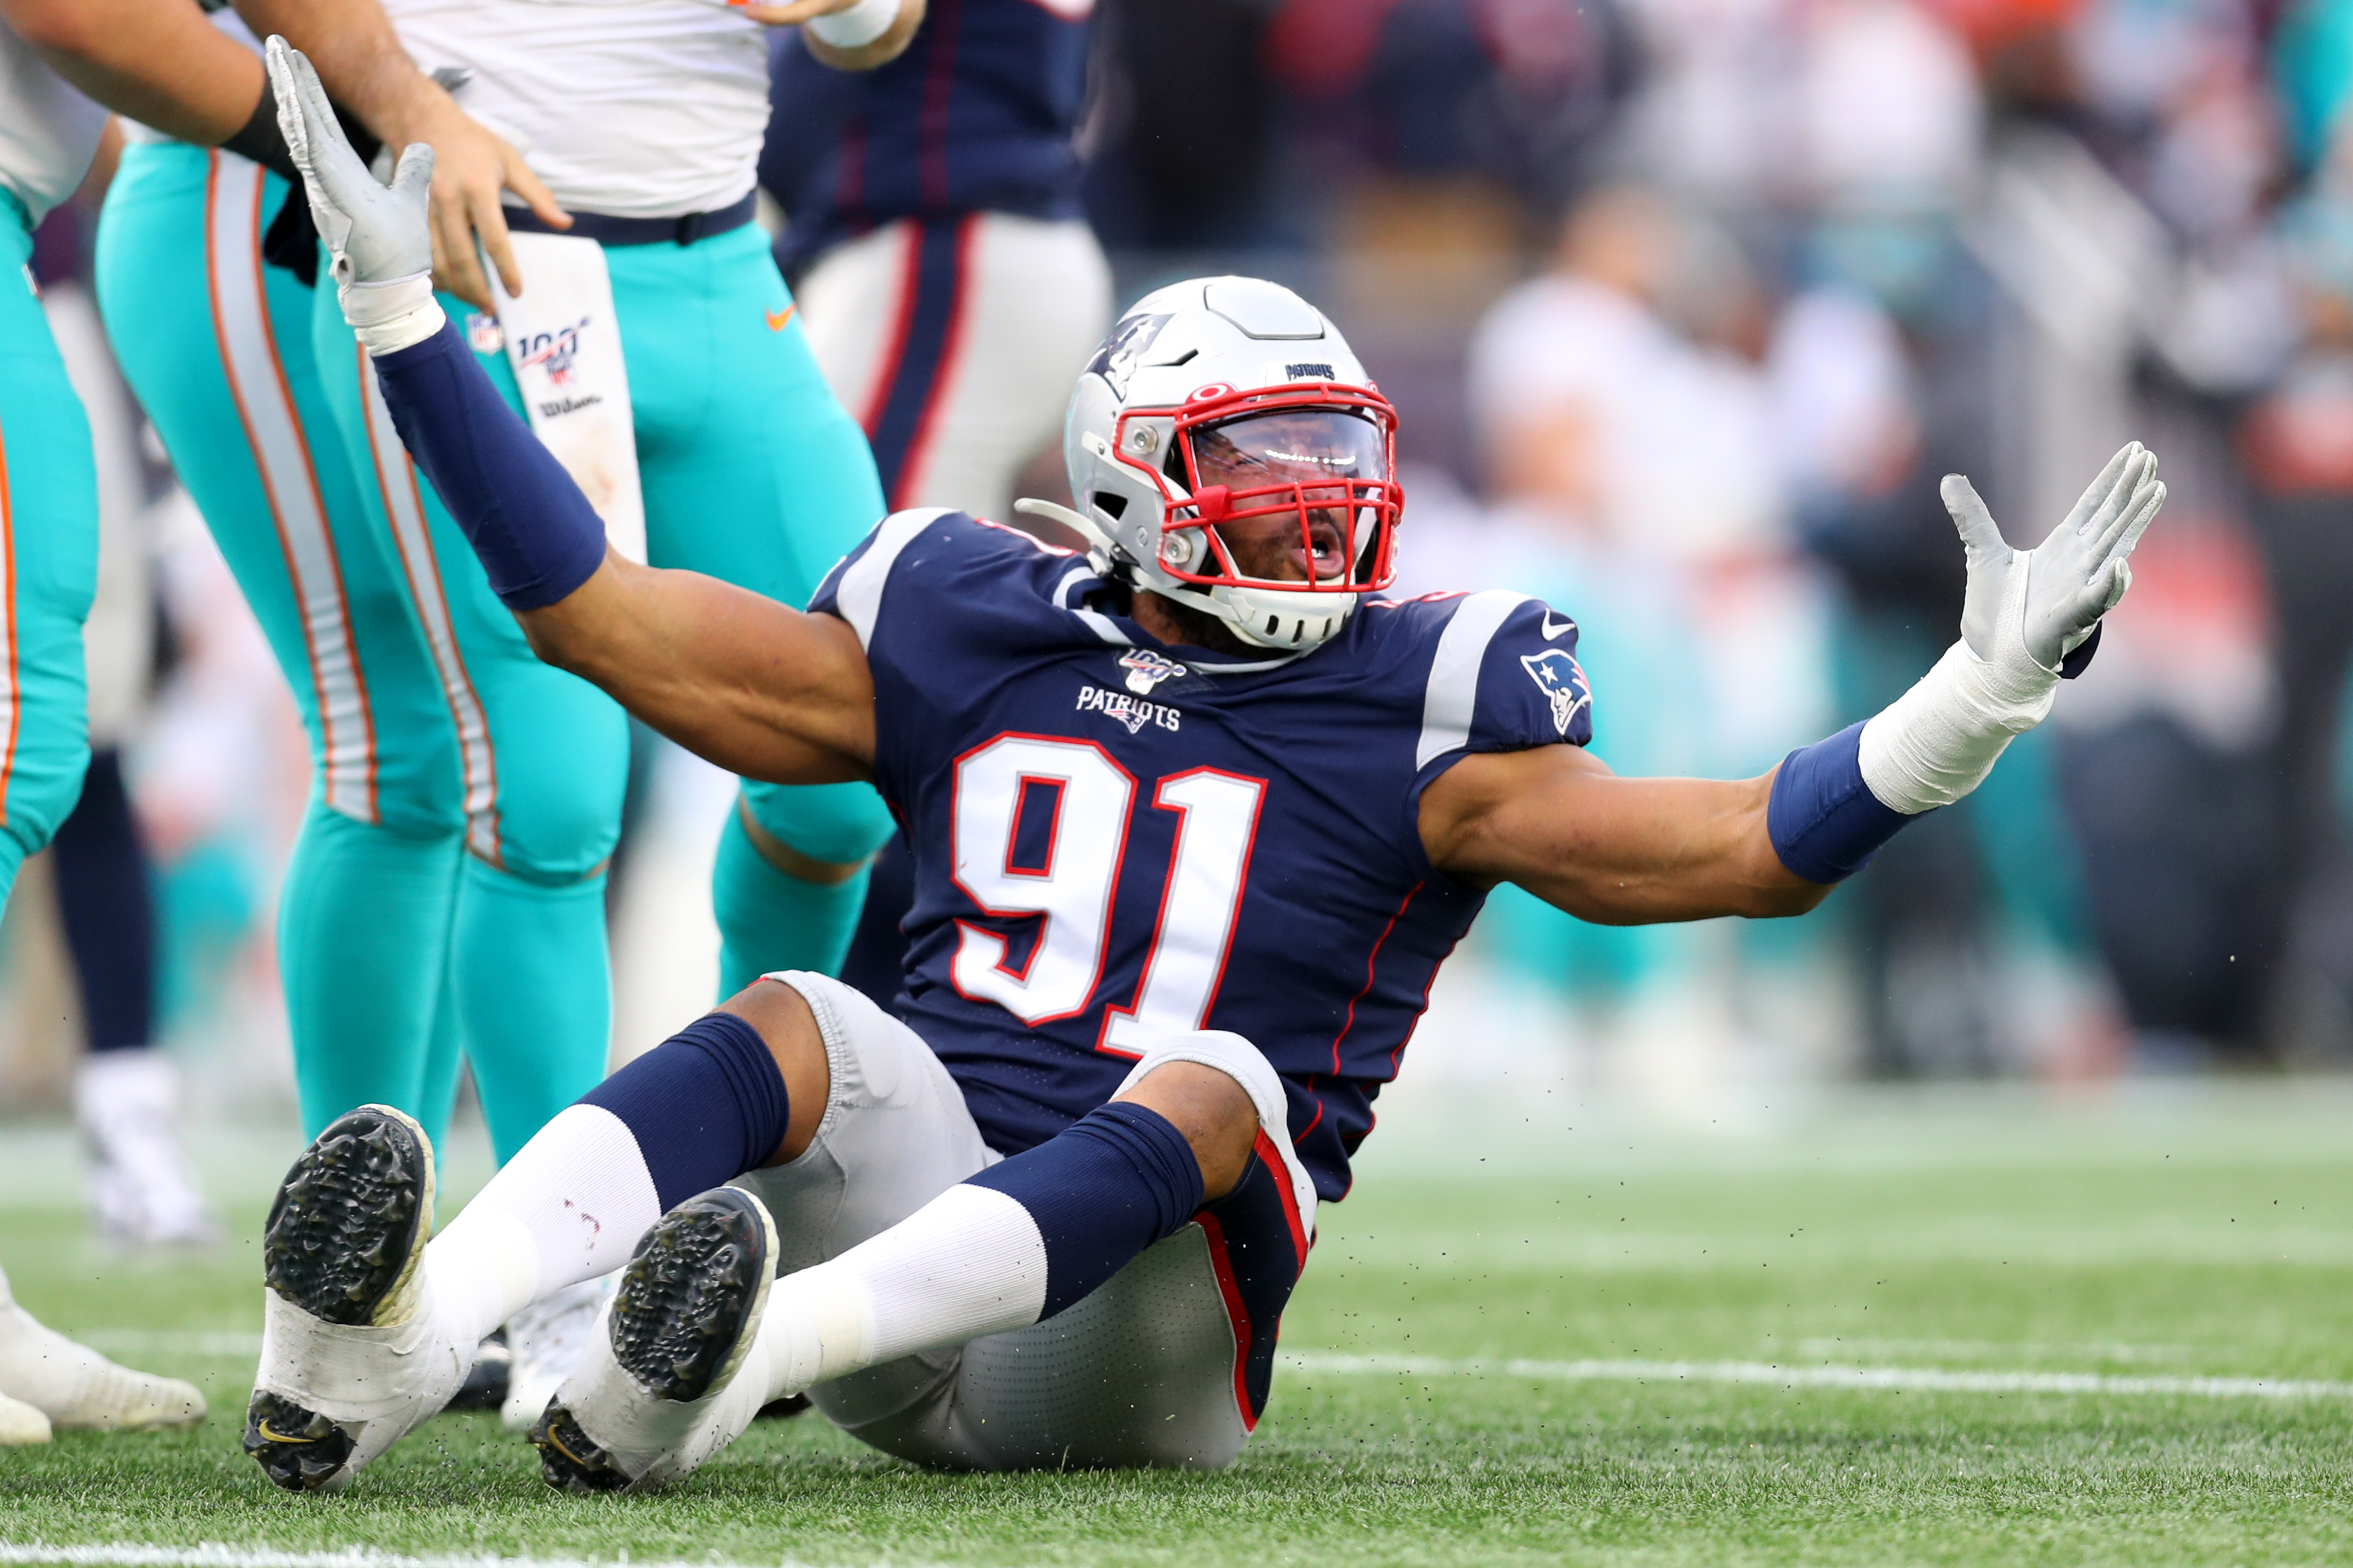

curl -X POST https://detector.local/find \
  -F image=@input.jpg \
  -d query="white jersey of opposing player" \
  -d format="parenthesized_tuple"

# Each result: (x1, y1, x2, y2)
(0, 23, 106, 225)
(383, 0, 770, 218)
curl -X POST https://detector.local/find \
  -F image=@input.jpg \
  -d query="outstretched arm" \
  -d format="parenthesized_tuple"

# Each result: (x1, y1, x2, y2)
(267, 39, 874, 785)
(1422, 444, 2166, 923)
(1421, 747, 1822, 922)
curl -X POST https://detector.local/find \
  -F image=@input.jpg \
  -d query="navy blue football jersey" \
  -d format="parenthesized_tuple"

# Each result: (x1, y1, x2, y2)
(762, 0, 1092, 278)
(810, 510, 1593, 1201)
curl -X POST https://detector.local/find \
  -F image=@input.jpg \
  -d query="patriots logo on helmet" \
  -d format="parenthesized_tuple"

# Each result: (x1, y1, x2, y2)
(1521, 649, 1591, 738)
(1086, 312, 1173, 399)
(1119, 649, 1186, 696)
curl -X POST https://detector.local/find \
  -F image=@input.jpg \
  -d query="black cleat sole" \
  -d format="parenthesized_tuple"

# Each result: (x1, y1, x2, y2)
(529, 1402, 632, 1493)
(608, 1186, 770, 1404)
(262, 1106, 433, 1326)
(243, 1391, 355, 1492)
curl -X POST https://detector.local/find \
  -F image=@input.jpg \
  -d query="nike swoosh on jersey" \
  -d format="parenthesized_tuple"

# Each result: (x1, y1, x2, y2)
(766, 305, 797, 331)
(1541, 614, 1575, 639)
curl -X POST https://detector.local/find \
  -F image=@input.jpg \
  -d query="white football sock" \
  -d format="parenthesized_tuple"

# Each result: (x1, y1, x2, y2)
(423, 1104, 663, 1348)
(755, 1184, 1048, 1400)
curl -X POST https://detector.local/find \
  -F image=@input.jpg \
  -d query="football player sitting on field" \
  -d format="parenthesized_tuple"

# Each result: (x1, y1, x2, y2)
(241, 39, 2168, 1493)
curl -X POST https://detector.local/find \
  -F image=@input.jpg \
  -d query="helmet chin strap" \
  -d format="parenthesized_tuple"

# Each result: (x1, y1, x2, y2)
(1012, 501, 1353, 652)
(1013, 498, 1114, 555)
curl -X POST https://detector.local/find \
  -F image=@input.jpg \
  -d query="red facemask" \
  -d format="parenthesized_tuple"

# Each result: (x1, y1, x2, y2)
(1114, 382, 1404, 594)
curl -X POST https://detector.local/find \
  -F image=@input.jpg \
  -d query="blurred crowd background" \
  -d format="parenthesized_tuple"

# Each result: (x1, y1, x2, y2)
(7, 0, 2352, 1140)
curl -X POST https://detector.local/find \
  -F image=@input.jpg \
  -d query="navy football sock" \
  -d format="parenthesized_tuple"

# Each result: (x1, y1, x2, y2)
(967, 1101, 1204, 1317)
(581, 1012, 792, 1210)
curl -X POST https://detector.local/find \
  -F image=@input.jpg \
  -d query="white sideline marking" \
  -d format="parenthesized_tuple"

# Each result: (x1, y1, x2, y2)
(0, 1548, 904, 1568)
(1282, 1352, 2353, 1400)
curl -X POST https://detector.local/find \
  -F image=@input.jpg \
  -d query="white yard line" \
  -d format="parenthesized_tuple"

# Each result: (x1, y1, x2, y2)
(0, 1547, 911, 1568)
(1281, 1351, 2353, 1400)
(1790, 1336, 2194, 1363)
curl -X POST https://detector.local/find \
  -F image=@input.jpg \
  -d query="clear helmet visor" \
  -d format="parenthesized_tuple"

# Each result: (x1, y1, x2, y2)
(1176, 408, 1394, 588)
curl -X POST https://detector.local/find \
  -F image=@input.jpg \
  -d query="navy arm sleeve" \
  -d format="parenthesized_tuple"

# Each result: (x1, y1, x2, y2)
(370, 320, 607, 611)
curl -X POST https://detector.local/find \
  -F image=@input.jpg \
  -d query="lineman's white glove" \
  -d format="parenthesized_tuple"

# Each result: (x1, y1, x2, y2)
(265, 36, 445, 356)
(1951, 441, 2163, 675)
(1860, 442, 2166, 815)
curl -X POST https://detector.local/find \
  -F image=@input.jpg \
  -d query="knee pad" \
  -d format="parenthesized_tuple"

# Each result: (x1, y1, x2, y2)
(468, 772, 624, 887)
(740, 779, 897, 869)
(1114, 1032, 1316, 1243)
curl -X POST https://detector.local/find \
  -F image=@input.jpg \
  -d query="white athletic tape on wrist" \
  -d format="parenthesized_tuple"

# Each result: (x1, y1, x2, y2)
(807, 0, 900, 48)
(342, 271, 445, 358)
(1859, 555, 2060, 815)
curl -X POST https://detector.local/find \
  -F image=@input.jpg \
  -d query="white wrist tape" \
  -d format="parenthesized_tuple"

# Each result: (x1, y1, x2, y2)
(807, 0, 900, 48)
(1859, 639, 2058, 814)
(341, 270, 445, 358)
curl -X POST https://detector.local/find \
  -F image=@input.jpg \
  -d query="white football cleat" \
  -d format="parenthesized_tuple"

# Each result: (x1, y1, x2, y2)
(0, 1290, 205, 1432)
(500, 1273, 616, 1430)
(244, 1106, 468, 1491)
(529, 1185, 776, 1493)
(0, 1390, 50, 1445)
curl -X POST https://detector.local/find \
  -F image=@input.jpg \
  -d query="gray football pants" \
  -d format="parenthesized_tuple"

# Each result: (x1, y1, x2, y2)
(737, 971, 1315, 1471)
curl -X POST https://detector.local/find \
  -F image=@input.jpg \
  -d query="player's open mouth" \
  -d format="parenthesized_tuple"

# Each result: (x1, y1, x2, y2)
(1289, 522, 1349, 582)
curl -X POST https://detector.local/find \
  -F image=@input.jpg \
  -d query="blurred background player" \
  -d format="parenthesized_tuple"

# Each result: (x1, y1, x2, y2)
(36, 197, 215, 1245)
(760, 0, 1109, 1009)
(118, 0, 917, 1426)
(0, 0, 342, 1440)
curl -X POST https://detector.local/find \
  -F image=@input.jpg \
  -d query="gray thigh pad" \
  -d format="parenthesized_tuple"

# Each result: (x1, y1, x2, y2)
(811, 1221, 1251, 1472)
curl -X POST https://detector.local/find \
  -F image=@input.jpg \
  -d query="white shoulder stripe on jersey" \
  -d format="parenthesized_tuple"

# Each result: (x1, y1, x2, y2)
(1048, 564, 1134, 646)
(835, 507, 954, 649)
(1416, 589, 1530, 771)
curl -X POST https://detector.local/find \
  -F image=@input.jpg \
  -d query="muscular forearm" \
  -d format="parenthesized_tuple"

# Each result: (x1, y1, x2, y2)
(525, 564, 876, 786)
(1519, 777, 1826, 924)
(1425, 749, 1828, 924)
(5, 0, 261, 143)
(368, 317, 871, 782)
(234, 0, 438, 146)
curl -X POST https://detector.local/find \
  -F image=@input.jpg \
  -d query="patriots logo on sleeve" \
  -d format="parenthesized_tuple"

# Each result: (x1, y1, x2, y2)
(1521, 649, 1592, 737)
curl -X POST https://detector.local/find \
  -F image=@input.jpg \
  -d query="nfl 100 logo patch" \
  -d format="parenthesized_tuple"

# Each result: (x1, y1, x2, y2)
(1119, 649, 1186, 696)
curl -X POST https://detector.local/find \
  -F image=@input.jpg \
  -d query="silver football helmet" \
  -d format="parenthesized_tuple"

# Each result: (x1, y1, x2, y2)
(1019, 277, 1402, 653)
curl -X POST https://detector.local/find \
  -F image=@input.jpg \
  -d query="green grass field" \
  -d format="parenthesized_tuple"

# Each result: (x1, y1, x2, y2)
(5, 1081, 2353, 1567)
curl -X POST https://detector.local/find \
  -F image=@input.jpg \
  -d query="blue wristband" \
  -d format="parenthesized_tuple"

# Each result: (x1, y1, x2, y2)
(1766, 721, 1916, 885)
(372, 318, 607, 611)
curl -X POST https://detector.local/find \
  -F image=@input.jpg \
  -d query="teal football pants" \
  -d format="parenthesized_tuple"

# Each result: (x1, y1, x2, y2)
(0, 192, 97, 911)
(306, 219, 896, 1008)
(98, 146, 477, 1151)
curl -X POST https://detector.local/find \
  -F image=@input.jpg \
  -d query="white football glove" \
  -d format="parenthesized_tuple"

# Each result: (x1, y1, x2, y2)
(265, 36, 445, 356)
(1947, 441, 2164, 676)
(1859, 442, 2167, 816)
